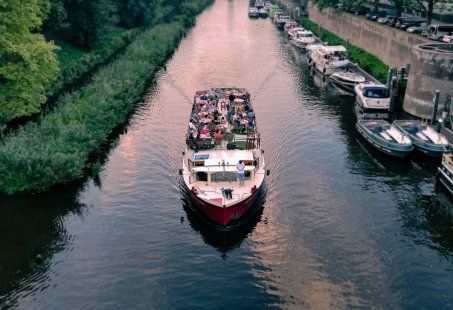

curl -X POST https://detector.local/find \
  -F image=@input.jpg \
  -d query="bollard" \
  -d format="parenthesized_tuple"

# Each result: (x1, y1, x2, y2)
(389, 76, 398, 113)
(431, 90, 440, 125)
(386, 67, 394, 90)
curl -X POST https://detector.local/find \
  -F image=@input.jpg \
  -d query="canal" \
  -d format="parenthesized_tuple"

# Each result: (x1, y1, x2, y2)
(1, 0, 453, 308)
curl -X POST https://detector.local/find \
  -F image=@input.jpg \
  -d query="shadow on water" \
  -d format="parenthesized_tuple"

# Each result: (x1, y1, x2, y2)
(0, 184, 86, 308)
(179, 181, 267, 254)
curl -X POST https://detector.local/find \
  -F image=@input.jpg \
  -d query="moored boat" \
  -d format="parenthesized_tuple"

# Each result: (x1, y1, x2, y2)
(287, 26, 305, 39)
(356, 119, 413, 158)
(181, 88, 268, 227)
(269, 5, 282, 19)
(275, 15, 291, 29)
(308, 45, 350, 75)
(284, 21, 298, 33)
(438, 153, 453, 194)
(393, 120, 452, 157)
(248, 7, 259, 18)
(354, 83, 390, 112)
(291, 29, 316, 48)
(258, 8, 268, 18)
(330, 71, 366, 93)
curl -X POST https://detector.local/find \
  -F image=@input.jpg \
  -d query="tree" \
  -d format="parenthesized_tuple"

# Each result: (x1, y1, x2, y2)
(0, 0, 59, 125)
(65, 0, 117, 47)
(116, 0, 158, 28)
(410, 0, 448, 26)
(43, 0, 67, 30)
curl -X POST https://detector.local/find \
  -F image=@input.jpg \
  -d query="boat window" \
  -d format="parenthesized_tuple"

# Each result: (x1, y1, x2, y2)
(196, 172, 207, 181)
(363, 88, 390, 98)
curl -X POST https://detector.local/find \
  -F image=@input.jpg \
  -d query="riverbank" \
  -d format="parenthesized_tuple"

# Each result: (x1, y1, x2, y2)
(0, 0, 213, 195)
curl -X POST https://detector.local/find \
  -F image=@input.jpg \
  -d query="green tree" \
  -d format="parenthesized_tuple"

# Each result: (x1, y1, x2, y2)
(409, 0, 449, 27)
(65, 0, 117, 47)
(43, 0, 67, 30)
(116, 0, 158, 28)
(0, 0, 59, 125)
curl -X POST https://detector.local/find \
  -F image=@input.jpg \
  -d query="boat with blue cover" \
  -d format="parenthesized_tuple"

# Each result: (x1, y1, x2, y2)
(356, 119, 413, 158)
(393, 120, 452, 158)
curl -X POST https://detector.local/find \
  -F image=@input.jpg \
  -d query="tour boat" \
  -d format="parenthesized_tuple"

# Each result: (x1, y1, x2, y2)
(356, 119, 413, 158)
(258, 8, 268, 18)
(291, 30, 316, 48)
(287, 26, 305, 39)
(438, 153, 453, 194)
(393, 120, 452, 157)
(329, 71, 366, 93)
(308, 45, 350, 75)
(248, 7, 259, 18)
(354, 82, 390, 112)
(180, 88, 268, 228)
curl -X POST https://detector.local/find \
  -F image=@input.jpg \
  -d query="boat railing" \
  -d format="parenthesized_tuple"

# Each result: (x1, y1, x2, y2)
(186, 134, 261, 151)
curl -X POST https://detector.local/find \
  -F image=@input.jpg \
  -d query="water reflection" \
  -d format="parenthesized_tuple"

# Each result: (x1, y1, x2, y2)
(0, 185, 86, 308)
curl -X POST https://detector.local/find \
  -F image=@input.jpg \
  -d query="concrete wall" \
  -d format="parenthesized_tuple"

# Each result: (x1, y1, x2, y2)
(405, 44, 453, 119)
(307, 4, 428, 68)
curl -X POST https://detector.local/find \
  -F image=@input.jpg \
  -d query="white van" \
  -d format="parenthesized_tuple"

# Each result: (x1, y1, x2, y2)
(426, 25, 453, 41)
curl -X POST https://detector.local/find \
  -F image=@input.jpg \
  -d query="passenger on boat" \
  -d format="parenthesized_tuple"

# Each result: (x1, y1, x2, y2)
(247, 119, 254, 127)
(189, 119, 196, 131)
(247, 109, 255, 119)
(214, 131, 223, 139)
(229, 93, 235, 104)
(237, 160, 245, 186)
(200, 127, 210, 136)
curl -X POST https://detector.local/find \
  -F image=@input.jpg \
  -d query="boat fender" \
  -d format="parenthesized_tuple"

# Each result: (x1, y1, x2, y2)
(266, 169, 270, 176)
(250, 185, 257, 193)
(323, 68, 326, 74)
(179, 169, 183, 175)
(182, 151, 185, 155)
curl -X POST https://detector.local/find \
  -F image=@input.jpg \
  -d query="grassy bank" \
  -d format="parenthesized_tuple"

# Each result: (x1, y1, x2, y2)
(0, 1, 212, 195)
(47, 26, 138, 96)
(301, 18, 389, 83)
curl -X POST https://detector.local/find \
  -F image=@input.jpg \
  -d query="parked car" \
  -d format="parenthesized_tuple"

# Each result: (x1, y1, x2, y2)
(442, 33, 453, 43)
(388, 17, 407, 27)
(366, 11, 389, 21)
(407, 23, 426, 34)
(355, 6, 371, 15)
(377, 16, 394, 24)
(397, 20, 424, 31)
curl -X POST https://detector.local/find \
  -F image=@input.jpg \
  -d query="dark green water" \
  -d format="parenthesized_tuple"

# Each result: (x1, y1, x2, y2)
(1, 0, 453, 308)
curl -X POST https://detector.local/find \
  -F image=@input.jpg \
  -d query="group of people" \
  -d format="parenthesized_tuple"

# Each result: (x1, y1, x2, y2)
(187, 89, 253, 141)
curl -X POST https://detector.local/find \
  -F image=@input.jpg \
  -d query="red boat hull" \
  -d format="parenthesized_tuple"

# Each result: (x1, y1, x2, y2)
(185, 185, 260, 227)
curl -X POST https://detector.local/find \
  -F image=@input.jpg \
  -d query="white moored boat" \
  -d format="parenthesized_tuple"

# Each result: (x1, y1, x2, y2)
(275, 15, 291, 29)
(330, 71, 366, 92)
(287, 26, 305, 39)
(181, 88, 268, 227)
(248, 7, 259, 18)
(308, 45, 350, 75)
(284, 21, 298, 33)
(354, 83, 391, 111)
(258, 8, 268, 18)
(291, 30, 316, 48)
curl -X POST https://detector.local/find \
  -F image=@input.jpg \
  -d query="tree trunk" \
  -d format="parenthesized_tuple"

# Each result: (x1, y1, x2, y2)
(394, 0, 403, 16)
(426, 0, 434, 26)
(374, 0, 379, 12)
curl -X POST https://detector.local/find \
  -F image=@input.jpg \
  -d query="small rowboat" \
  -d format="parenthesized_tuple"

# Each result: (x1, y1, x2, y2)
(356, 119, 413, 158)
(393, 120, 452, 157)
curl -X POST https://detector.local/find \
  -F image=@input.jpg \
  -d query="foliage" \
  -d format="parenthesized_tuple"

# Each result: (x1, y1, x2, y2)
(0, 0, 59, 126)
(65, 0, 118, 47)
(302, 18, 389, 83)
(409, 0, 449, 26)
(43, 0, 66, 30)
(0, 0, 213, 194)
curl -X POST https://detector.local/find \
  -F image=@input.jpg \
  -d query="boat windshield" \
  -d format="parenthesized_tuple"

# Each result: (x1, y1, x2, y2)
(363, 87, 390, 98)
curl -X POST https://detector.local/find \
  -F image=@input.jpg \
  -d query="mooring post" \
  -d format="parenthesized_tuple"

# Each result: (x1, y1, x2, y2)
(386, 67, 394, 89)
(389, 76, 397, 113)
(431, 90, 440, 125)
